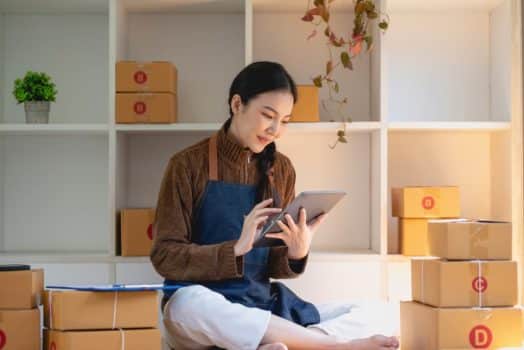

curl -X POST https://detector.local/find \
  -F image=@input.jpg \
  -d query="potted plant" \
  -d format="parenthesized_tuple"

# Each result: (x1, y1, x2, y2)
(13, 71, 57, 124)
(302, 0, 389, 148)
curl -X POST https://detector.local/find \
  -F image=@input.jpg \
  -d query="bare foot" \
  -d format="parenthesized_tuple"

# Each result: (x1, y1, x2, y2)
(257, 342, 288, 350)
(347, 335, 399, 350)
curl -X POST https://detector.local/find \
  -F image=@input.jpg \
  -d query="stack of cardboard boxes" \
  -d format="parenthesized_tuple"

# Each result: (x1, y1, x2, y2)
(0, 267, 43, 350)
(392, 186, 461, 256)
(43, 289, 162, 350)
(400, 218, 522, 348)
(118, 208, 156, 257)
(116, 61, 177, 123)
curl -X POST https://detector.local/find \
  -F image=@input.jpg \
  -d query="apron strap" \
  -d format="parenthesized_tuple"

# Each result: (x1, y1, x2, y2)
(209, 133, 219, 181)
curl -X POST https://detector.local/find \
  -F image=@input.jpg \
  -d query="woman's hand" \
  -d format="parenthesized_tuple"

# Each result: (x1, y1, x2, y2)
(265, 208, 327, 260)
(234, 198, 282, 256)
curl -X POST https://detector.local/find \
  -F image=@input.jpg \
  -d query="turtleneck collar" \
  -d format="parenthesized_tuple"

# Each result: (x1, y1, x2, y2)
(216, 121, 254, 164)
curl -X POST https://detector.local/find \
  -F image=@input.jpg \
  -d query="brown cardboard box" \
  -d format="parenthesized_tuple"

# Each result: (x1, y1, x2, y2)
(120, 208, 155, 257)
(428, 219, 512, 260)
(400, 301, 522, 350)
(43, 290, 158, 330)
(116, 61, 177, 93)
(0, 308, 40, 350)
(0, 269, 43, 309)
(399, 218, 430, 256)
(290, 85, 319, 122)
(412, 259, 517, 307)
(116, 93, 177, 123)
(391, 186, 460, 218)
(44, 328, 162, 350)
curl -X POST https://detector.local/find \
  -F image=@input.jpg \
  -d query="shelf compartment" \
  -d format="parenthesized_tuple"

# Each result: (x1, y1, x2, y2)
(252, 0, 383, 123)
(116, 0, 245, 123)
(0, 2, 109, 124)
(387, 129, 511, 254)
(384, 0, 515, 122)
(0, 134, 110, 254)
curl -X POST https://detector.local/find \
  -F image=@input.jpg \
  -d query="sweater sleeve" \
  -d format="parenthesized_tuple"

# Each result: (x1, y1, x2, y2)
(267, 155, 309, 279)
(150, 154, 243, 282)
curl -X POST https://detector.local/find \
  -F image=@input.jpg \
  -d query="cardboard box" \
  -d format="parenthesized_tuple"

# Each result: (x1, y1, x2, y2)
(44, 328, 162, 350)
(0, 269, 43, 309)
(0, 308, 40, 350)
(120, 208, 155, 257)
(399, 218, 430, 256)
(391, 186, 460, 218)
(412, 259, 517, 307)
(116, 93, 177, 123)
(290, 85, 319, 122)
(116, 61, 177, 93)
(43, 290, 158, 330)
(428, 219, 512, 260)
(400, 301, 522, 350)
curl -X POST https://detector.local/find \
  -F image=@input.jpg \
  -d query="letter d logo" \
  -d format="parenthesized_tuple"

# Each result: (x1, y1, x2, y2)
(469, 325, 492, 348)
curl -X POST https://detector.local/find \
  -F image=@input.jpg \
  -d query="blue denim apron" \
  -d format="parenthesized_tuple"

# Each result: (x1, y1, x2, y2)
(164, 133, 320, 327)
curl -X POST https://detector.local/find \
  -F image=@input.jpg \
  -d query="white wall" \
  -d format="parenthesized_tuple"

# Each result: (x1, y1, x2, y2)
(2, 14, 108, 124)
(490, 0, 512, 122)
(386, 12, 491, 121)
(3, 135, 109, 253)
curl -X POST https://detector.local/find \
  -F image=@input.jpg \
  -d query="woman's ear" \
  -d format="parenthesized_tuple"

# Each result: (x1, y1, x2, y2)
(230, 94, 243, 115)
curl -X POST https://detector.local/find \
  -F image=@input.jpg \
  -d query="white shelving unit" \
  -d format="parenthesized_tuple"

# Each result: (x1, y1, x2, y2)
(0, 0, 522, 307)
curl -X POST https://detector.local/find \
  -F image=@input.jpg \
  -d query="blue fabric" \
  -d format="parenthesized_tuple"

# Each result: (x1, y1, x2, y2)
(164, 179, 320, 327)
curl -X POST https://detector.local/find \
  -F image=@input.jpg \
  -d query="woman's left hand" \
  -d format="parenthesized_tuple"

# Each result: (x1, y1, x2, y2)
(265, 208, 327, 260)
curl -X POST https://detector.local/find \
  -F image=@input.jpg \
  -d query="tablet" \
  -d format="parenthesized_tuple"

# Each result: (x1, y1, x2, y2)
(254, 190, 347, 247)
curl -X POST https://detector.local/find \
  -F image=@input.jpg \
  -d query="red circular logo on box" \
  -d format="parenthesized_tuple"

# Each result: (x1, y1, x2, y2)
(472, 277, 488, 293)
(147, 224, 153, 240)
(134, 71, 148, 84)
(133, 102, 147, 115)
(0, 330, 6, 349)
(469, 325, 492, 348)
(421, 196, 435, 210)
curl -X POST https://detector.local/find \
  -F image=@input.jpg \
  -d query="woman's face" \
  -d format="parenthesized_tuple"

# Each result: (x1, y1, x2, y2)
(230, 90, 294, 153)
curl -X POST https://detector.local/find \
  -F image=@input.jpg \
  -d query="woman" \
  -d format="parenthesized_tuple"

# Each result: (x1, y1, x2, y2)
(151, 61, 399, 350)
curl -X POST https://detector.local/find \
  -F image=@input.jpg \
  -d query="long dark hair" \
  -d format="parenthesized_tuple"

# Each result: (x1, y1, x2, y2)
(226, 61, 297, 204)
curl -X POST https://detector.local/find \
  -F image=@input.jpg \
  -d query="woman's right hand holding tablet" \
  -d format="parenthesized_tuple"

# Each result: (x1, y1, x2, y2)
(234, 198, 282, 256)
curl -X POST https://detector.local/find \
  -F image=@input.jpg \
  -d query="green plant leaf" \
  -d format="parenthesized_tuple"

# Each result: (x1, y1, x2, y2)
(341, 52, 353, 70)
(313, 75, 323, 87)
(12, 71, 57, 103)
(364, 35, 373, 51)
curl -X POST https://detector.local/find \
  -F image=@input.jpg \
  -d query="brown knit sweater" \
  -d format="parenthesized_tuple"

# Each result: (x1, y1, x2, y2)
(150, 122, 307, 282)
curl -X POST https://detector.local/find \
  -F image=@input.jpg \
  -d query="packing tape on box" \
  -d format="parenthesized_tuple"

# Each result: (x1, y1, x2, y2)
(48, 290, 54, 329)
(470, 260, 490, 308)
(420, 259, 425, 304)
(119, 328, 126, 350)
(469, 224, 489, 259)
(113, 291, 119, 329)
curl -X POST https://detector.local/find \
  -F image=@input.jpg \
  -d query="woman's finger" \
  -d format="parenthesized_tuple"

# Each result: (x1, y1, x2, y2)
(298, 207, 307, 228)
(276, 220, 292, 236)
(254, 198, 273, 210)
(284, 214, 298, 232)
(255, 207, 282, 217)
(265, 233, 285, 241)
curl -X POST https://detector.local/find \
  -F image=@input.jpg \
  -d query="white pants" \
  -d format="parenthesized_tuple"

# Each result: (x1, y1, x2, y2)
(163, 285, 400, 350)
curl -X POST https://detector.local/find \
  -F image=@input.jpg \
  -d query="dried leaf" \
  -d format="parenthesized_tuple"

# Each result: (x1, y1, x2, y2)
(326, 60, 333, 75)
(379, 20, 389, 30)
(350, 40, 362, 56)
(307, 29, 317, 40)
(313, 75, 323, 87)
(302, 13, 314, 22)
(339, 135, 348, 143)
(341, 52, 352, 69)
(355, 2, 367, 15)
(334, 82, 339, 93)
(324, 27, 331, 37)
(337, 130, 345, 137)
(314, 0, 325, 7)
(329, 33, 343, 47)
